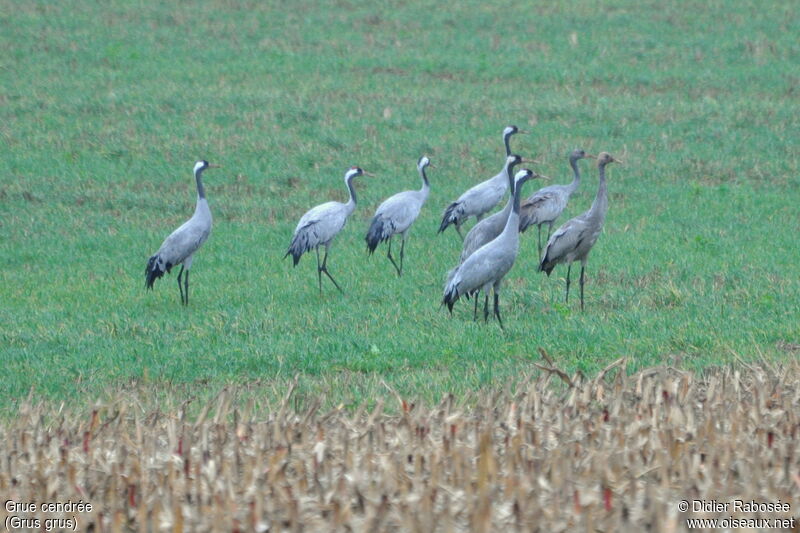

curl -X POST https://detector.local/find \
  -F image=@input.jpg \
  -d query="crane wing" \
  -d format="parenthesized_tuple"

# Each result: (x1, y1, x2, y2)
(452, 173, 507, 219)
(158, 218, 211, 265)
(375, 191, 422, 233)
(522, 190, 557, 210)
(453, 240, 518, 296)
(540, 217, 589, 267)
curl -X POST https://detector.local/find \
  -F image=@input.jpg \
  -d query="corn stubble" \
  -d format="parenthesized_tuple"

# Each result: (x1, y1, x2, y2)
(2, 363, 798, 531)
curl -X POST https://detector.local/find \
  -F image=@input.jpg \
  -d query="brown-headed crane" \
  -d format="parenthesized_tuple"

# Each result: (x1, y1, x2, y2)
(539, 152, 622, 310)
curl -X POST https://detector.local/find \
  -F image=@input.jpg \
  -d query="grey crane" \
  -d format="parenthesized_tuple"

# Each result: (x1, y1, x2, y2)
(539, 152, 622, 310)
(145, 160, 220, 305)
(442, 168, 536, 329)
(444, 157, 546, 316)
(285, 166, 370, 293)
(459, 155, 546, 263)
(438, 125, 528, 239)
(365, 156, 432, 276)
(520, 149, 595, 256)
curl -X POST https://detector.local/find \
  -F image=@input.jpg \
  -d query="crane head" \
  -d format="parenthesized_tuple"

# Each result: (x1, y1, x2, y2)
(506, 154, 523, 167)
(345, 166, 374, 181)
(570, 149, 596, 161)
(507, 154, 540, 167)
(597, 152, 622, 166)
(515, 169, 549, 186)
(193, 160, 220, 173)
(513, 169, 533, 183)
(418, 156, 432, 169)
(503, 125, 529, 136)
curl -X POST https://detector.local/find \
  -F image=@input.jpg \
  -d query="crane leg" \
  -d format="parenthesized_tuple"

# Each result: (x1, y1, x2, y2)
(537, 225, 543, 257)
(546, 222, 553, 243)
(386, 238, 402, 276)
(177, 265, 185, 305)
(398, 237, 405, 276)
(579, 264, 586, 311)
(493, 291, 504, 330)
(184, 270, 190, 306)
(320, 247, 344, 294)
(455, 224, 464, 241)
(473, 292, 480, 321)
(483, 293, 490, 322)
(315, 248, 323, 294)
(565, 264, 572, 304)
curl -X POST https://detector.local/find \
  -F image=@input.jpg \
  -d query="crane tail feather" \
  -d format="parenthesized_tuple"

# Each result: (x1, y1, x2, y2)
(285, 231, 311, 266)
(284, 247, 303, 266)
(145, 254, 169, 289)
(442, 278, 461, 313)
(438, 202, 462, 234)
(518, 214, 533, 233)
(539, 256, 555, 276)
(365, 216, 386, 254)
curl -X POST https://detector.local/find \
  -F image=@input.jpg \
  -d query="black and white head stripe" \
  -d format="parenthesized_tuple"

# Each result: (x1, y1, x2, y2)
(193, 160, 209, 173)
(345, 166, 363, 179)
(514, 169, 533, 181)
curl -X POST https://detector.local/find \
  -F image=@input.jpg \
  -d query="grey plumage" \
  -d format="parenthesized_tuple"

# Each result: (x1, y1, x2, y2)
(444, 158, 546, 301)
(539, 152, 621, 310)
(443, 169, 536, 329)
(145, 160, 219, 306)
(459, 156, 547, 262)
(285, 166, 368, 293)
(438, 125, 527, 238)
(365, 156, 432, 276)
(520, 149, 595, 256)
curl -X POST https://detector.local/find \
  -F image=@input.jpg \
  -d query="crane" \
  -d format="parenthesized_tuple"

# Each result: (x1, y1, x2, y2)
(438, 125, 528, 239)
(444, 156, 546, 316)
(443, 168, 536, 329)
(539, 152, 622, 310)
(520, 149, 595, 256)
(365, 156, 432, 276)
(145, 160, 220, 305)
(285, 166, 370, 294)
(459, 155, 545, 263)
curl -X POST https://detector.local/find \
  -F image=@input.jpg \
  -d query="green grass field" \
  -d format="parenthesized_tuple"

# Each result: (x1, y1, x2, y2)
(1, 0, 798, 409)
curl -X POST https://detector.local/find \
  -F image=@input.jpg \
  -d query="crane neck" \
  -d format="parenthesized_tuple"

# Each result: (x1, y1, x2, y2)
(589, 162, 609, 217)
(344, 173, 358, 211)
(503, 132, 513, 157)
(567, 156, 581, 193)
(500, 176, 526, 238)
(504, 160, 520, 194)
(419, 165, 430, 192)
(512, 177, 524, 216)
(195, 167, 206, 200)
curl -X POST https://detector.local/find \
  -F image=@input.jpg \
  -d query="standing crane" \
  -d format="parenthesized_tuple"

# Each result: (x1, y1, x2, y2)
(519, 149, 595, 256)
(285, 166, 370, 294)
(443, 168, 536, 329)
(365, 156, 432, 276)
(444, 156, 546, 315)
(459, 155, 545, 262)
(145, 160, 220, 305)
(438, 125, 528, 239)
(539, 152, 622, 310)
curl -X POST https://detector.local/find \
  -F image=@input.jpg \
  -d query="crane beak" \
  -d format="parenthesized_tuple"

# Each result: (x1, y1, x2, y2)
(517, 129, 530, 134)
(613, 158, 625, 165)
(208, 164, 222, 168)
(521, 157, 541, 164)
(363, 171, 376, 177)
(584, 154, 597, 159)
(537, 174, 551, 181)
